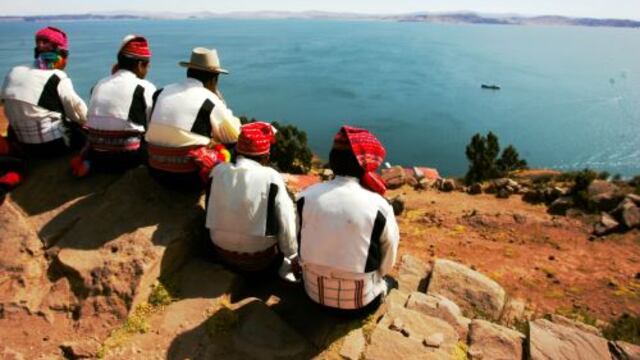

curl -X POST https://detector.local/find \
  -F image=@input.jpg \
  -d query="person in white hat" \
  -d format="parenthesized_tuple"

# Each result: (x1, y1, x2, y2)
(70, 34, 156, 177)
(145, 47, 241, 190)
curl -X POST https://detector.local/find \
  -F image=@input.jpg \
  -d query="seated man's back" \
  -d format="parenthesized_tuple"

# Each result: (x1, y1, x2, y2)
(298, 126, 399, 311)
(206, 122, 297, 274)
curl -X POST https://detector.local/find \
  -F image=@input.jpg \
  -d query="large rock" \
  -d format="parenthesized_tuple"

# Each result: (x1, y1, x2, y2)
(398, 255, 430, 293)
(548, 196, 574, 216)
(588, 180, 624, 212)
(340, 328, 366, 360)
(53, 168, 204, 318)
(381, 166, 407, 189)
(405, 292, 471, 340)
(529, 318, 611, 360)
(364, 303, 459, 360)
(0, 201, 50, 314)
(427, 259, 506, 321)
(205, 299, 316, 360)
(610, 340, 640, 360)
(612, 199, 640, 229)
(594, 212, 621, 236)
(467, 319, 525, 360)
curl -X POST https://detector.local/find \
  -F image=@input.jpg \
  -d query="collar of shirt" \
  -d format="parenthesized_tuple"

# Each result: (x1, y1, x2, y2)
(333, 175, 360, 184)
(236, 156, 263, 169)
(114, 69, 137, 79)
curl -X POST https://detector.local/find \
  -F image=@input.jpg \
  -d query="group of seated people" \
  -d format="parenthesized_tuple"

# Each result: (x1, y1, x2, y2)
(0, 26, 400, 314)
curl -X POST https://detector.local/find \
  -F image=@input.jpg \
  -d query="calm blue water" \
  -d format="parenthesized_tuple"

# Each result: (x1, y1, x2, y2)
(1, 19, 639, 176)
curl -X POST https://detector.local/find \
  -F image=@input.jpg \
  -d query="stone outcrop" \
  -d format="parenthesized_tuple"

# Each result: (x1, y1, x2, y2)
(610, 340, 640, 360)
(467, 319, 525, 360)
(53, 168, 204, 318)
(612, 198, 640, 230)
(398, 254, 430, 293)
(340, 328, 366, 360)
(365, 300, 459, 359)
(529, 318, 611, 360)
(427, 259, 507, 321)
(406, 291, 471, 340)
(381, 166, 407, 189)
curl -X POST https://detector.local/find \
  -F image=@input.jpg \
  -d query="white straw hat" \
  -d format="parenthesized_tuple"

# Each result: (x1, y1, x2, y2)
(179, 47, 228, 74)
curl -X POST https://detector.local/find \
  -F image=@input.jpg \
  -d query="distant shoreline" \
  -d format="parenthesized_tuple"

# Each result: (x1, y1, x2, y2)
(0, 11, 639, 29)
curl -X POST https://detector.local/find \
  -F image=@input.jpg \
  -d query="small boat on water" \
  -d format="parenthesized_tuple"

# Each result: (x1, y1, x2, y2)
(481, 84, 501, 90)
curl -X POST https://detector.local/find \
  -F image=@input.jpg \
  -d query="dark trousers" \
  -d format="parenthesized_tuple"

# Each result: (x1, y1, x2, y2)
(148, 167, 203, 191)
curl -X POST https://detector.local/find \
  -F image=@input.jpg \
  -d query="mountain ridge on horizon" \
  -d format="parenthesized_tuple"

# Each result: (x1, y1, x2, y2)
(1, 10, 639, 28)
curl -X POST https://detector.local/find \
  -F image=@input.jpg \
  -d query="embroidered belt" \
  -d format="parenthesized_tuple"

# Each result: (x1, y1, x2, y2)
(147, 143, 202, 173)
(88, 129, 142, 152)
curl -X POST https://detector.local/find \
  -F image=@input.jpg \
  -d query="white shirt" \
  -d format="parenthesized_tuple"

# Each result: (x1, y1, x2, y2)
(146, 78, 240, 147)
(205, 157, 297, 258)
(298, 176, 399, 275)
(87, 70, 156, 132)
(297, 176, 400, 309)
(1, 65, 87, 144)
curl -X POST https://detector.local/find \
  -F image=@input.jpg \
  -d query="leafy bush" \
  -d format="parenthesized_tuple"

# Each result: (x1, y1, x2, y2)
(570, 168, 598, 209)
(464, 132, 527, 184)
(238, 117, 313, 174)
(603, 313, 640, 345)
(497, 145, 529, 174)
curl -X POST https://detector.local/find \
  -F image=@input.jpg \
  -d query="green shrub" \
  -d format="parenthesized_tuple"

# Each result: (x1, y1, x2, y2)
(497, 145, 529, 174)
(570, 168, 598, 209)
(464, 132, 527, 184)
(603, 313, 640, 345)
(238, 117, 313, 174)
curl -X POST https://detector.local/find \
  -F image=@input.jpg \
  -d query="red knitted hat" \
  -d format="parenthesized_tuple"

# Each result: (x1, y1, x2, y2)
(35, 26, 68, 51)
(119, 35, 151, 59)
(333, 125, 387, 195)
(237, 122, 276, 156)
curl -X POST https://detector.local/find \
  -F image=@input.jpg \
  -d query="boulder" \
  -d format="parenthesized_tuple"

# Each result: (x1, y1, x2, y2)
(548, 196, 574, 215)
(496, 188, 511, 199)
(594, 212, 620, 236)
(468, 183, 483, 195)
(364, 303, 459, 360)
(440, 178, 456, 192)
(54, 168, 204, 318)
(382, 166, 407, 189)
(529, 318, 611, 360)
(588, 180, 624, 212)
(626, 193, 640, 207)
(405, 292, 471, 340)
(522, 188, 546, 204)
(228, 299, 315, 359)
(398, 255, 430, 293)
(0, 201, 50, 314)
(549, 314, 601, 336)
(340, 328, 366, 360)
(612, 199, 640, 229)
(389, 195, 406, 216)
(500, 298, 527, 327)
(427, 259, 506, 321)
(467, 319, 525, 360)
(59, 340, 99, 359)
(610, 340, 640, 360)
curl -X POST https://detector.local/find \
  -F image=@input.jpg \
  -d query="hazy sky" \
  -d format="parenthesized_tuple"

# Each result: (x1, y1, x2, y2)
(2, 0, 639, 20)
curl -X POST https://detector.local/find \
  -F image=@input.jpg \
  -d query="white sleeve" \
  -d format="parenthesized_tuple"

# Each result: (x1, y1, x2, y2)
(210, 100, 240, 144)
(378, 204, 400, 276)
(274, 176, 298, 259)
(57, 78, 87, 124)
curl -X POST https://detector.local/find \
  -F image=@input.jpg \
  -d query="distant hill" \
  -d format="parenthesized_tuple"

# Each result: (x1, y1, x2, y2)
(1, 10, 639, 28)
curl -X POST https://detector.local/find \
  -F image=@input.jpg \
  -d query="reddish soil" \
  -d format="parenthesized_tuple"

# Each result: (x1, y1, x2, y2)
(388, 186, 640, 321)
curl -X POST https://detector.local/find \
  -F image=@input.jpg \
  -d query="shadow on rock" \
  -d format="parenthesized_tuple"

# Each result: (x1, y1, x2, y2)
(10, 155, 120, 216)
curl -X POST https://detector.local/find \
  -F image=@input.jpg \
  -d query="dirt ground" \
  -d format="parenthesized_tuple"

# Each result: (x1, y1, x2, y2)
(387, 186, 640, 322)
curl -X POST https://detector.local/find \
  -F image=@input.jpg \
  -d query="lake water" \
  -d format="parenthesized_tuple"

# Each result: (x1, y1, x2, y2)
(1, 19, 639, 176)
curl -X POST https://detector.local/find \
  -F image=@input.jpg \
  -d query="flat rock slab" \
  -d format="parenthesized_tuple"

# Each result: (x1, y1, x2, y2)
(529, 318, 611, 360)
(398, 254, 431, 293)
(55, 168, 205, 315)
(427, 259, 506, 321)
(340, 328, 366, 360)
(406, 291, 471, 340)
(468, 319, 525, 360)
(365, 302, 459, 359)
